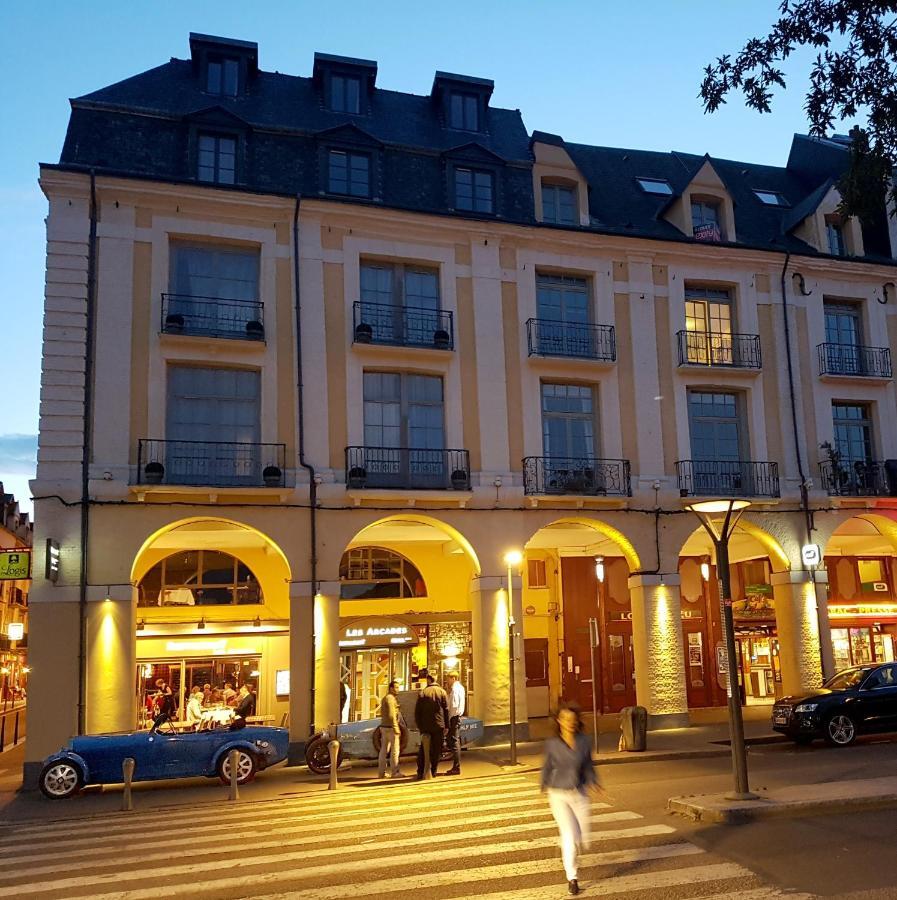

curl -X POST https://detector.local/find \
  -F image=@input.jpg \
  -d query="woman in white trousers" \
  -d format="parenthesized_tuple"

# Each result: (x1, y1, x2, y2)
(541, 704, 604, 895)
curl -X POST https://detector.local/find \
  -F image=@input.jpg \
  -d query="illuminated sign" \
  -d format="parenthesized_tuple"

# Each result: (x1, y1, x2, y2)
(275, 669, 290, 696)
(338, 618, 414, 648)
(7, 622, 24, 641)
(828, 604, 897, 619)
(0, 551, 30, 581)
(801, 543, 821, 568)
(45, 539, 60, 583)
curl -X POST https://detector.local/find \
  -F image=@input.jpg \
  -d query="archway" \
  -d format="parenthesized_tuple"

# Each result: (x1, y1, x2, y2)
(130, 517, 291, 727)
(521, 517, 641, 718)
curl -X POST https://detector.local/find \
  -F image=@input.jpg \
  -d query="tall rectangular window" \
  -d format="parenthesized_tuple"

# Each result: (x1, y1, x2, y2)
(541, 182, 576, 225)
(363, 373, 444, 449)
(206, 58, 239, 96)
(170, 245, 259, 301)
(328, 150, 370, 197)
(197, 134, 236, 184)
(684, 286, 733, 364)
(826, 216, 846, 255)
(330, 74, 361, 113)
(449, 92, 479, 130)
(541, 383, 595, 459)
(688, 391, 741, 461)
(832, 402, 873, 466)
(359, 262, 440, 345)
(537, 273, 589, 324)
(454, 167, 493, 213)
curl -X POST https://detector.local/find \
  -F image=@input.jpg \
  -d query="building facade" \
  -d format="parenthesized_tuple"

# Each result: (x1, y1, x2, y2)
(1, 486, 31, 701)
(25, 33, 897, 780)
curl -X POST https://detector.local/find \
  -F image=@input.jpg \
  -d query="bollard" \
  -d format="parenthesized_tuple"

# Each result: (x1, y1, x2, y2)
(122, 757, 135, 812)
(422, 733, 432, 780)
(228, 749, 240, 801)
(328, 740, 340, 791)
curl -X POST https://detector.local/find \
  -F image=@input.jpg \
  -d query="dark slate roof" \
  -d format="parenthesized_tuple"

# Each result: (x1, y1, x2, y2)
(783, 178, 834, 233)
(74, 59, 530, 162)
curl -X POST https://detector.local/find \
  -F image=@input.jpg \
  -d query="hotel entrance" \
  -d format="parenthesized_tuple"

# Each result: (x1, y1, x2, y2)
(340, 648, 412, 721)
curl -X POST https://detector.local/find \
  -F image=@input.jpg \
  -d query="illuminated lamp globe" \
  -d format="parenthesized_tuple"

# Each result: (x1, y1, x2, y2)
(504, 550, 523, 567)
(685, 499, 750, 514)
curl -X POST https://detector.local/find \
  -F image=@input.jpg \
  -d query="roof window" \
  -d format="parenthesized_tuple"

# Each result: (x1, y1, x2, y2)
(637, 177, 673, 196)
(754, 190, 788, 206)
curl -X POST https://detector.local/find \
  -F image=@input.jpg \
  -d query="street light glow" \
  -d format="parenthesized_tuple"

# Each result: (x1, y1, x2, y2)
(685, 499, 751, 514)
(503, 549, 523, 567)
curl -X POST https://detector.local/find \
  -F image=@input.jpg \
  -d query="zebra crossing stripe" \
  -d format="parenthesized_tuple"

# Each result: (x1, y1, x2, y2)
(0, 811, 642, 881)
(0, 826, 676, 899)
(698, 891, 816, 900)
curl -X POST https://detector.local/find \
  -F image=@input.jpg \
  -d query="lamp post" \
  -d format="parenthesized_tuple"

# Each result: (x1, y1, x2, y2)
(685, 498, 756, 800)
(504, 549, 523, 765)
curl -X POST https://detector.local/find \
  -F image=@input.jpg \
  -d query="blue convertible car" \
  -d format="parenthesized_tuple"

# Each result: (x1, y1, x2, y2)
(39, 715, 289, 799)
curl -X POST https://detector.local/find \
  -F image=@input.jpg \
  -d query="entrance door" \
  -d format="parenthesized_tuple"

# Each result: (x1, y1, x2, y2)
(683, 624, 710, 708)
(602, 625, 636, 712)
(343, 648, 411, 721)
(560, 557, 600, 710)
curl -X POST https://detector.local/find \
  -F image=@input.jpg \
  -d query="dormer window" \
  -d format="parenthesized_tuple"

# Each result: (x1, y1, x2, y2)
(542, 181, 576, 225)
(454, 166, 494, 213)
(692, 198, 724, 242)
(637, 177, 673, 196)
(330, 74, 361, 114)
(826, 215, 846, 255)
(198, 134, 236, 185)
(449, 92, 479, 131)
(206, 57, 239, 96)
(754, 189, 787, 207)
(328, 149, 370, 197)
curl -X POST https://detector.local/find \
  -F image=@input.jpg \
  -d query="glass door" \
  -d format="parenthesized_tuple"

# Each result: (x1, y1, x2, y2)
(685, 287, 733, 364)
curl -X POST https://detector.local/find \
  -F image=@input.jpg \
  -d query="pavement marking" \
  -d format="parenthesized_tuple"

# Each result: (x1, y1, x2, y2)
(0, 826, 677, 898)
(453, 862, 753, 899)
(699, 891, 816, 900)
(2, 800, 626, 865)
(0, 810, 643, 880)
(90, 841, 703, 900)
(0, 778, 550, 845)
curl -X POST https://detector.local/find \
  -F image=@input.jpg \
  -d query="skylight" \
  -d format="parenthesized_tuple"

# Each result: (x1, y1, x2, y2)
(754, 190, 787, 206)
(637, 177, 673, 196)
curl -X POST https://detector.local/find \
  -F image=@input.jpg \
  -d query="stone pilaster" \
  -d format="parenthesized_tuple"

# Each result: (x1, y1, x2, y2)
(772, 571, 823, 696)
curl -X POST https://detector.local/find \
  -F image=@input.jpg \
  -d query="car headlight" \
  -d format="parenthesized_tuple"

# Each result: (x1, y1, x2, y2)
(255, 740, 270, 749)
(794, 703, 818, 713)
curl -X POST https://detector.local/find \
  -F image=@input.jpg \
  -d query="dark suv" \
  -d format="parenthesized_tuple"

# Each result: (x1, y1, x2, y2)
(772, 663, 897, 746)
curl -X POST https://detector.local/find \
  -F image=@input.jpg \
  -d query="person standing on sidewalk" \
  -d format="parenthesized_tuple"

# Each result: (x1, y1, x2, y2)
(414, 672, 449, 779)
(541, 704, 605, 896)
(377, 680, 404, 778)
(444, 671, 465, 776)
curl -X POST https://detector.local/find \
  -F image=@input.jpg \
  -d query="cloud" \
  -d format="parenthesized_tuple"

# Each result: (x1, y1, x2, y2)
(0, 434, 37, 475)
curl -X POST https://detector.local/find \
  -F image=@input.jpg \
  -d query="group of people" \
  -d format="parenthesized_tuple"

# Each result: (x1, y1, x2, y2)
(375, 669, 466, 780)
(150, 678, 256, 725)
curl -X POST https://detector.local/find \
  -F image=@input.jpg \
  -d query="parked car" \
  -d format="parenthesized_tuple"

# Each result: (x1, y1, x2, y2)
(772, 662, 897, 746)
(39, 714, 289, 799)
(305, 691, 485, 774)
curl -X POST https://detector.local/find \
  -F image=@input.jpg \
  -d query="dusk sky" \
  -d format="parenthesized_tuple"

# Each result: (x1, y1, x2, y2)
(1, 1, 858, 513)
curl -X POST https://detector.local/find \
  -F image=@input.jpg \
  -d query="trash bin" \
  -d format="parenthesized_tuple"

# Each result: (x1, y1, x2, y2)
(619, 705, 647, 751)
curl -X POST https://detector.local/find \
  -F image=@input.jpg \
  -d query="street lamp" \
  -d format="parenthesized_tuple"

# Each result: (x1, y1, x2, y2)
(504, 549, 523, 765)
(685, 498, 756, 800)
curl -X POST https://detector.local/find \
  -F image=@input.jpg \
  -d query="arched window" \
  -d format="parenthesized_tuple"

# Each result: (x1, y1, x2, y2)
(339, 547, 427, 600)
(137, 550, 262, 607)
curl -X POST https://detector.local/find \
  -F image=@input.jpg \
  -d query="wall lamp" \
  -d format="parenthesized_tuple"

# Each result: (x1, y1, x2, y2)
(880, 282, 895, 305)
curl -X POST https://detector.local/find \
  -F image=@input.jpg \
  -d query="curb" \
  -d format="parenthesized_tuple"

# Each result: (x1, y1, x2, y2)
(667, 791, 897, 824)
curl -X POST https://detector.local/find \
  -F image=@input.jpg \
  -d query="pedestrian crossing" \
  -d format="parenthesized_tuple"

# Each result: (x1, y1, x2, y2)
(0, 771, 812, 899)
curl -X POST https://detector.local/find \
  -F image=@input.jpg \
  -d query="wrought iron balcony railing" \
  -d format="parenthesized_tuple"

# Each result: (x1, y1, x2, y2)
(819, 459, 891, 496)
(817, 343, 892, 378)
(345, 446, 470, 490)
(676, 459, 780, 498)
(677, 330, 762, 369)
(523, 456, 631, 496)
(137, 439, 286, 487)
(353, 301, 454, 350)
(161, 293, 264, 341)
(526, 319, 616, 361)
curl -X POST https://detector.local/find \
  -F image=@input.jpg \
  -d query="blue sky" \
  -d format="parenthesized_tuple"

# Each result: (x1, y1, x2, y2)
(1, 1, 856, 513)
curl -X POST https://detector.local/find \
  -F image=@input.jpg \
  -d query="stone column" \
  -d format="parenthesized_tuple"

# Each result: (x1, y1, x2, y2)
(288, 583, 314, 762)
(628, 574, 689, 729)
(772, 571, 824, 697)
(85, 586, 136, 735)
(313, 588, 341, 731)
(811, 570, 836, 681)
(470, 574, 528, 742)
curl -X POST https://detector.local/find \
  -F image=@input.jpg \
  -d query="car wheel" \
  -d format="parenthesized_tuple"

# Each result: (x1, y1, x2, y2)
(39, 760, 84, 799)
(305, 735, 343, 774)
(217, 748, 257, 785)
(372, 723, 409, 756)
(824, 714, 857, 747)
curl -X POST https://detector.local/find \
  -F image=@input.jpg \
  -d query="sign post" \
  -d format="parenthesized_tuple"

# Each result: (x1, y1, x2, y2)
(588, 617, 600, 755)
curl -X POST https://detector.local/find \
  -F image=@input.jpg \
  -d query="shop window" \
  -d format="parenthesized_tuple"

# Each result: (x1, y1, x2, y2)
(528, 558, 547, 588)
(339, 546, 427, 599)
(137, 550, 262, 606)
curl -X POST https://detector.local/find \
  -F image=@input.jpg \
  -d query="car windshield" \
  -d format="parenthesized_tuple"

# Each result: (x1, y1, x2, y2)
(824, 666, 875, 690)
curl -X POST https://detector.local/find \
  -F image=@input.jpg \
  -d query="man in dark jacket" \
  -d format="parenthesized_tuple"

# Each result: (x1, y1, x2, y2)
(414, 673, 449, 779)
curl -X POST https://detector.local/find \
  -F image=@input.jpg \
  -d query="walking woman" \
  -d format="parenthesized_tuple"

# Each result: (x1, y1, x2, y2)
(541, 704, 604, 895)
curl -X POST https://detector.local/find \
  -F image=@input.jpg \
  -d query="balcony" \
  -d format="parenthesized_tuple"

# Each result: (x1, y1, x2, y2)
(819, 459, 892, 496)
(137, 439, 286, 487)
(523, 456, 631, 497)
(352, 301, 454, 350)
(345, 447, 470, 491)
(817, 343, 892, 379)
(676, 460, 780, 499)
(677, 331, 762, 369)
(526, 319, 616, 361)
(161, 293, 264, 341)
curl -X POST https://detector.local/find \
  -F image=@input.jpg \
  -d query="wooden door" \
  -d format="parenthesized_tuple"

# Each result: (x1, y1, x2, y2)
(560, 557, 600, 710)
(602, 622, 636, 711)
